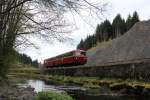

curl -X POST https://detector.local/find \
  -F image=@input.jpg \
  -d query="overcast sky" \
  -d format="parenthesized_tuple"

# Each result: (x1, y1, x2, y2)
(20, 0, 150, 62)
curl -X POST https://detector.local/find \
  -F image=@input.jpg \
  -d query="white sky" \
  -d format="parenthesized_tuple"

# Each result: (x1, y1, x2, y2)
(20, 0, 150, 62)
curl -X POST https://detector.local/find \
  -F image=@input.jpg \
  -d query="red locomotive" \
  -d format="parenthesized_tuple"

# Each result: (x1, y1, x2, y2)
(43, 49, 87, 68)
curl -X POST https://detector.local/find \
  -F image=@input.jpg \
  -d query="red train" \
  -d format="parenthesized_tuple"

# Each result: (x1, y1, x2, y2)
(43, 49, 87, 68)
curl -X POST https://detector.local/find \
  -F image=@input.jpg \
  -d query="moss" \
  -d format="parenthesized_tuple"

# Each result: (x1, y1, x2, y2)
(35, 91, 74, 100)
(83, 82, 100, 88)
(110, 82, 133, 90)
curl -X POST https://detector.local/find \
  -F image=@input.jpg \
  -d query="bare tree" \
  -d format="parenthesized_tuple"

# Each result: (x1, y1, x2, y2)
(0, 0, 108, 78)
(0, 0, 26, 77)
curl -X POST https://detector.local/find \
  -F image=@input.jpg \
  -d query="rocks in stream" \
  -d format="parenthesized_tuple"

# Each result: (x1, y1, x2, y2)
(110, 84, 150, 96)
(0, 85, 35, 100)
(118, 88, 150, 96)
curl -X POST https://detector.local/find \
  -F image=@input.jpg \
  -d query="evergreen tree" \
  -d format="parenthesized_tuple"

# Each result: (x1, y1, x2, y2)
(19, 54, 32, 65)
(126, 14, 133, 31)
(95, 23, 103, 42)
(92, 35, 97, 47)
(77, 39, 85, 50)
(112, 14, 121, 37)
(132, 11, 140, 23)
(32, 60, 39, 68)
(95, 24, 100, 42)
(18, 53, 39, 67)
(77, 12, 140, 51)
(126, 11, 140, 31)
(102, 20, 112, 40)
(121, 19, 126, 34)
(112, 14, 126, 37)
(84, 35, 92, 50)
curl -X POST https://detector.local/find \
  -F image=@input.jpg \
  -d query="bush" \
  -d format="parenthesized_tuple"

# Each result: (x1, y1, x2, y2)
(35, 91, 74, 100)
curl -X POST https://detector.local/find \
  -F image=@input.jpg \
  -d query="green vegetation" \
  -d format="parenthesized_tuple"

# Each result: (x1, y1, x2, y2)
(16, 53, 39, 68)
(77, 11, 140, 50)
(35, 91, 73, 100)
(7, 63, 40, 84)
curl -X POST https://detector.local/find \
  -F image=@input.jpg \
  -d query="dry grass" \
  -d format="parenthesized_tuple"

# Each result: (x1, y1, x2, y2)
(87, 39, 113, 54)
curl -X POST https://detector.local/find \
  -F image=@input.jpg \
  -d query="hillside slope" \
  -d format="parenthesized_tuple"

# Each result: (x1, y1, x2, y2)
(86, 20, 150, 66)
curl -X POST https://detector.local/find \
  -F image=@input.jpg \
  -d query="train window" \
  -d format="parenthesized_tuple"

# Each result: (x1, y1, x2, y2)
(81, 52, 86, 56)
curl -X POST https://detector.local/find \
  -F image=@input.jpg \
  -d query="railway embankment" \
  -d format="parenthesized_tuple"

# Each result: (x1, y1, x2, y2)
(45, 60, 150, 80)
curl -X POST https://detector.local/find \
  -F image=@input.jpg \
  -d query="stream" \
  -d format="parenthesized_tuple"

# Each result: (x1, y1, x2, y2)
(18, 79, 150, 100)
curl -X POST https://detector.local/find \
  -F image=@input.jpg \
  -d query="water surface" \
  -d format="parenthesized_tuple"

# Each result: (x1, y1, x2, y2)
(18, 79, 64, 93)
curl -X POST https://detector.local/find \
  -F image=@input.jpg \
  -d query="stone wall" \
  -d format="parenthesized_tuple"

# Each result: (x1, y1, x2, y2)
(45, 62, 150, 80)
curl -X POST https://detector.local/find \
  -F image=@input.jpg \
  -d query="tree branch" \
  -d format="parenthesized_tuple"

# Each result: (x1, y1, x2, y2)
(0, 0, 31, 14)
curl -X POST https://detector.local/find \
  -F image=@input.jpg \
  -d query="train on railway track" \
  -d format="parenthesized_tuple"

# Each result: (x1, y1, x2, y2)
(43, 49, 87, 68)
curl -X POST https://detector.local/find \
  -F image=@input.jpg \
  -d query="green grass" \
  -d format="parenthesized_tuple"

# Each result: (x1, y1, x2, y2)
(35, 91, 74, 100)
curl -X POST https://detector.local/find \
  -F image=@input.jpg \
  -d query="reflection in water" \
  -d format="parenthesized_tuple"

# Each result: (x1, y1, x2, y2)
(27, 80, 43, 92)
(18, 80, 64, 93)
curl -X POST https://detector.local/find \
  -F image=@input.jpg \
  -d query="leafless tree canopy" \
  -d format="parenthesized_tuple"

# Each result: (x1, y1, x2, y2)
(0, 0, 108, 50)
(0, 0, 107, 77)
(1, 0, 108, 48)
